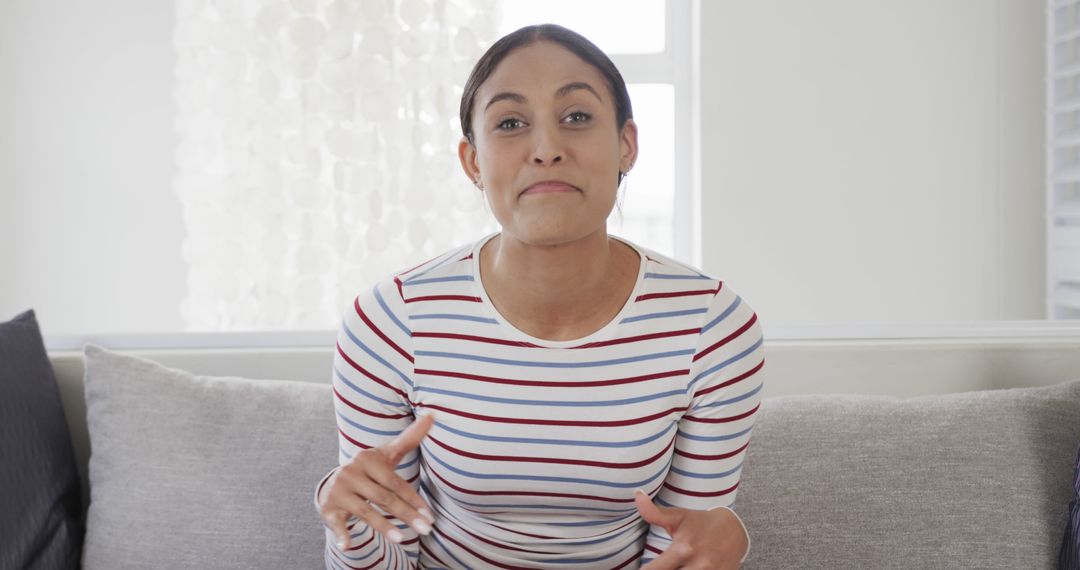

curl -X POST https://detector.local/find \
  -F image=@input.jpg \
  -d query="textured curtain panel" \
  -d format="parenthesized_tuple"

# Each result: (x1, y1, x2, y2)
(173, 0, 499, 330)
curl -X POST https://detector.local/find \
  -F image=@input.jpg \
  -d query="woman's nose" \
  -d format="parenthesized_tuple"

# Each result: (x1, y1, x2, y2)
(530, 125, 564, 166)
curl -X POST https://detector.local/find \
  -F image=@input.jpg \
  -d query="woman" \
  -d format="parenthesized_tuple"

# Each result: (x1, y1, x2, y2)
(316, 24, 764, 570)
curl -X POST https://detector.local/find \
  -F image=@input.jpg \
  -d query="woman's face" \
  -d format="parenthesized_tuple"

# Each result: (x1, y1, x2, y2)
(459, 40, 638, 247)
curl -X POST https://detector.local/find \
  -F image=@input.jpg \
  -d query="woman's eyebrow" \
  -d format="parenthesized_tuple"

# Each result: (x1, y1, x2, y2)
(555, 81, 602, 102)
(482, 82, 603, 113)
(484, 92, 526, 112)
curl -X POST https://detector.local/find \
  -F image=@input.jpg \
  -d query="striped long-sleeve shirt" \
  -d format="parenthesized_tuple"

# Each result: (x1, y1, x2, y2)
(316, 233, 765, 570)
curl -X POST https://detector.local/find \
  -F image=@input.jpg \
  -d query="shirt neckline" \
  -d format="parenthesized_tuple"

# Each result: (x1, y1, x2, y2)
(469, 232, 648, 348)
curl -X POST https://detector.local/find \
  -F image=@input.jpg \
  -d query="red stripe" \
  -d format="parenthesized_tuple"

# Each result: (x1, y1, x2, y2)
(418, 540, 452, 568)
(467, 511, 640, 545)
(635, 287, 720, 302)
(611, 551, 644, 570)
(354, 297, 413, 364)
(328, 537, 388, 565)
(675, 441, 749, 461)
(412, 402, 687, 427)
(694, 360, 764, 398)
(427, 434, 676, 469)
(333, 387, 411, 419)
(414, 367, 687, 388)
(395, 254, 442, 278)
(393, 277, 404, 301)
(404, 294, 483, 304)
(486, 521, 556, 540)
(344, 532, 375, 553)
(331, 548, 386, 570)
(338, 428, 373, 450)
(645, 543, 663, 555)
(412, 331, 540, 348)
(432, 525, 538, 570)
(693, 313, 758, 363)
(336, 343, 408, 400)
(570, 327, 701, 349)
(663, 481, 738, 498)
(427, 466, 647, 503)
(684, 403, 760, 424)
(391, 249, 471, 299)
(439, 516, 540, 554)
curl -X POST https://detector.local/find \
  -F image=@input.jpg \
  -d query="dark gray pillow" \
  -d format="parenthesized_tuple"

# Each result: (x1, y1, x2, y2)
(0, 310, 83, 569)
(1062, 443, 1080, 569)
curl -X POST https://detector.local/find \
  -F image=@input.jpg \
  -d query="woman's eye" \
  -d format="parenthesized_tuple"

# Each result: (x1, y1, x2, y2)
(564, 111, 592, 124)
(497, 118, 524, 130)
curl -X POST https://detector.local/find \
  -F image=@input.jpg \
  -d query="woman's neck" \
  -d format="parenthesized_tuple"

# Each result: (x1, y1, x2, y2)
(479, 230, 640, 340)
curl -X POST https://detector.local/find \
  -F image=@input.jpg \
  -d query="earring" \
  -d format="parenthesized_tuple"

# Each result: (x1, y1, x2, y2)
(474, 179, 484, 190)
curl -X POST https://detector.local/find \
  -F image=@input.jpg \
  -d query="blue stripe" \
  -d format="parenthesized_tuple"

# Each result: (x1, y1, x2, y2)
(340, 449, 420, 475)
(647, 530, 672, 543)
(678, 425, 753, 442)
(426, 531, 471, 570)
(340, 448, 418, 475)
(399, 245, 471, 284)
(337, 530, 381, 563)
(415, 384, 688, 407)
(688, 336, 764, 389)
(404, 274, 474, 285)
(644, 272, 711, 280)
(409, 313, 498, 324)
(342, 324, 413, 388)
(336, 411, 403, 437)
(414, 348, 694, 369)
(421, 443, 671, 489)
(670, 462, 742, 479)
(694, 382, 764, 410)
(332, 367, 409, 409)
(536, 538, 643, 564)
(436, 421, 677, 448)
(421, 482, 636, 515)
(621, 308, 708, 324)
(374, 286, 411, 338)
(701, 296, 741, 335)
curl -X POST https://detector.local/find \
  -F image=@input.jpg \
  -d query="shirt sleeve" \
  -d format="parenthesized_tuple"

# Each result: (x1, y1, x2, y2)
(642, 283, 765, 566)
(315, 278, 422, 570)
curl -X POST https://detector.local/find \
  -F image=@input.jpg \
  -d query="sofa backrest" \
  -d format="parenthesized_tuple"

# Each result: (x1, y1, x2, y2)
(48, 338, 1080, 566)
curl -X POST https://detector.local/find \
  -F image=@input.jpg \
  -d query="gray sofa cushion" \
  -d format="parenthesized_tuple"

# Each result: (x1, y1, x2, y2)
(736, 379, 1080, 569)
(0, 310, 83, 569)
(81, 344, 337, 570)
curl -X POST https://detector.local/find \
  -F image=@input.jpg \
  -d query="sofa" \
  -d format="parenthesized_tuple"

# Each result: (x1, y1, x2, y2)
(5, 310, 1080, 569)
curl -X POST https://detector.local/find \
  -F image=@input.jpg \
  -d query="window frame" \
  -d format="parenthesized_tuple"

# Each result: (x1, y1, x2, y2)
(608, 0, 699, 266)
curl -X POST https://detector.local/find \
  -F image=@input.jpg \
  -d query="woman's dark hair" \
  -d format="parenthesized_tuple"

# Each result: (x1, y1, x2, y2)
(458, 24, 633, 144)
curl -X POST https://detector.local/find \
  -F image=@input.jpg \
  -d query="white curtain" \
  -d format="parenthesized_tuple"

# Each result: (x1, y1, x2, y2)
(173, 0, 499, 330)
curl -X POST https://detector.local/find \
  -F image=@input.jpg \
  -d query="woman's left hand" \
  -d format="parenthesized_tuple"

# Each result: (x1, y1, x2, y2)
(634, 489, 749, 569)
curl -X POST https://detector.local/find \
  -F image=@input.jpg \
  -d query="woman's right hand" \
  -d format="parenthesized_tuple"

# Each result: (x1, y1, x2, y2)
(318, 412, 438, 550)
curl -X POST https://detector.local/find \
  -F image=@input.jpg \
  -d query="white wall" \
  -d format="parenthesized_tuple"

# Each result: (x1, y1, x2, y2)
(698, 0, 1046, 324)
(0, 1, 185, 334)
(0, 0, 1048, 335)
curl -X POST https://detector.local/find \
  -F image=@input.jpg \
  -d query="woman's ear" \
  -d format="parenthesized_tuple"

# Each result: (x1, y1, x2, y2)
(458, 137, 482, 189)
(618, 119, 639, 175)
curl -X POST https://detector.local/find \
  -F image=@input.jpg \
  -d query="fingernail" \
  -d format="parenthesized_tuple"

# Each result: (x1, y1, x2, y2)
(338, 537, 348, 550)
(387, 529, 404, 543)
(412, 518, 432, 535)
(419, 507, 435, 524)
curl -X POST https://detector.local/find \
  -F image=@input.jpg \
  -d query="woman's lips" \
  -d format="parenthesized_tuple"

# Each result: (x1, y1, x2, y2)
(522, 181, 578, 195)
